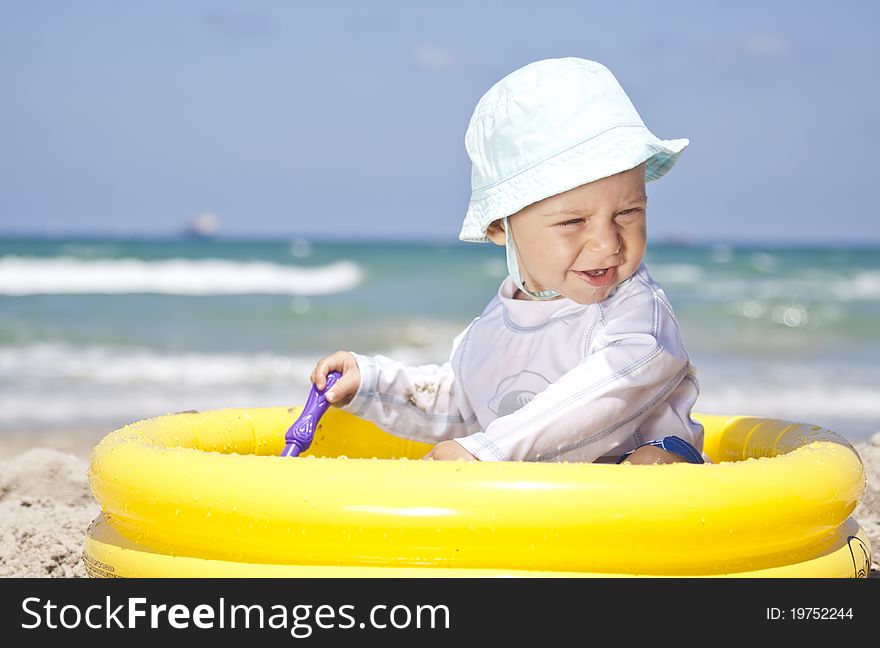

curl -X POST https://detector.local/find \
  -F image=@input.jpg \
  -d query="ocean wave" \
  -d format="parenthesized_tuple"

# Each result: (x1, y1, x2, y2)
(832, 270, 880, 300)
(0, 342, 449, 429)
(648, 263, 704, 284)
(0, 390, 304, 429)
(0, 343, 320, 428)
(0, 256, 363, 295)
(0, 343, 319, 386)
(663, 272, 880, 303)
(0, 342, 448, 389)
(693, 359, 880, 440)
(4, 379, 877, 440)
(696, 384, 880, 424)
(1, 343, 878, 442)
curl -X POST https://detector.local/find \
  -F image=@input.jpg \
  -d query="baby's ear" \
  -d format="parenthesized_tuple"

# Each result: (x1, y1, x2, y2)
(485, 219, 507, 246)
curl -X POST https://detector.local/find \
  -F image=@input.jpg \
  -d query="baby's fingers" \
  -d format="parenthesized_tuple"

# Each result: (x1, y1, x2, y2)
(325, 373, 358, 404)
(312, 353, 346, 390)
(309, 351, 359, 406)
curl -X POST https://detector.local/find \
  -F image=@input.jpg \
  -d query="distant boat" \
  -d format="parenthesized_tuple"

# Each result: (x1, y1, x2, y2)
(180, 212, 219, 239)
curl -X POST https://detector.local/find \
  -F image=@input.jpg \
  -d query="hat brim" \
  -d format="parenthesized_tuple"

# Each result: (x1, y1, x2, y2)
(460, 125, 688, 243)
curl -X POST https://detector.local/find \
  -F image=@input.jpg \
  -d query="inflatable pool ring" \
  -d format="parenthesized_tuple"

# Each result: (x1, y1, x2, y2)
(84, 406, 872, 577)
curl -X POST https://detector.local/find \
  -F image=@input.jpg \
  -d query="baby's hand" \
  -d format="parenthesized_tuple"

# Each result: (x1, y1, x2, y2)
(422, 440, 478, 461)
(310, 351, 361, 407)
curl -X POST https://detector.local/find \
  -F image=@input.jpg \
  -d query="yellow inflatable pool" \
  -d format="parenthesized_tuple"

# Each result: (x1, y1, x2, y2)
(83, 408, 872, 577)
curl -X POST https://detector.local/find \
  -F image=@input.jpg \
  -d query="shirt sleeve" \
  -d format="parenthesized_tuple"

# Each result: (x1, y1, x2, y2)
(453, 295, 690, 462)
(338, 322, 479, 444)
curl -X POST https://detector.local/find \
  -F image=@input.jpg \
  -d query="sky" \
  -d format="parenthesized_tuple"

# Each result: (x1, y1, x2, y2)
(1, 0, 878, 243)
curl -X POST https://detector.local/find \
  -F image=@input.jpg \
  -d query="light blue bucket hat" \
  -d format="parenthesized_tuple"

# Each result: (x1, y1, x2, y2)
(460, 57, 689, 243)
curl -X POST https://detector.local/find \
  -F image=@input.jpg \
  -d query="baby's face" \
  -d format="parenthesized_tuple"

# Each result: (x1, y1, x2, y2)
(488, 163, 648, 305)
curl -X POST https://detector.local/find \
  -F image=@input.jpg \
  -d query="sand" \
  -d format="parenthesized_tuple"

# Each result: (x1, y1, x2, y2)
(0, 447, 99, 577)
(1, 429, 879, 578)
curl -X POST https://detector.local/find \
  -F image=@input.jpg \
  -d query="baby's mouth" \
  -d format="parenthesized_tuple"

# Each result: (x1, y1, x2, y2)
(573, 266, 617, 287)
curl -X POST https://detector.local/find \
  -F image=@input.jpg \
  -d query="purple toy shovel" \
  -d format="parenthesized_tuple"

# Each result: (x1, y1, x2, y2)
(281, 370, 341, 458)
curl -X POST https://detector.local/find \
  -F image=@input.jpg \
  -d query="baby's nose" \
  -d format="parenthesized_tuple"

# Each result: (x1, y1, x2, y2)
(586, 224, 620, 254)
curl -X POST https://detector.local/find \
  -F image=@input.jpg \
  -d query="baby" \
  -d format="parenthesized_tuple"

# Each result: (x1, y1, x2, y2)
(309, 57, 707, 466)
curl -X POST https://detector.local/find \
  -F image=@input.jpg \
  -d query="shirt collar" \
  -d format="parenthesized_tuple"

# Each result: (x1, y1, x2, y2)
(496, 265, 645, 328)
(497, 276, 583, 328)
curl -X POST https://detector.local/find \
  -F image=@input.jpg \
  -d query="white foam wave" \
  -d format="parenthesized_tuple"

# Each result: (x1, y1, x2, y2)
(0, 343, 318, 386)
(0, 256, 363, 295)
(649, 263, 704, 284)
(663, 271, 880, 303)
(2, 343, 877, 441)
(0, 389, 310, 429)
(693, 360, 880, 440)
(0, 343, 320, 428)
(0, 342, 446, 429)
(832, 271, 880, 300)
(696, 385, 880, 424)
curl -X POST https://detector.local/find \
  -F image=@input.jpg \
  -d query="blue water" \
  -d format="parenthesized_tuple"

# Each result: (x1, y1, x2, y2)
(1, 237, 878, 442)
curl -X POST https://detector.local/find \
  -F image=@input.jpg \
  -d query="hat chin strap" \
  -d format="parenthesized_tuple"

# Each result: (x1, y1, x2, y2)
(503, 216, 561, 300)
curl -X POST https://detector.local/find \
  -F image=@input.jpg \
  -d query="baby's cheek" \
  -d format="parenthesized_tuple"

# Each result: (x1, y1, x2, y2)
(634, 222, 648, 243)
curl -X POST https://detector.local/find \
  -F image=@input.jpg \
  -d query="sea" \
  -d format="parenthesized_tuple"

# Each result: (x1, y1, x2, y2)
(1, 237, 878, 443)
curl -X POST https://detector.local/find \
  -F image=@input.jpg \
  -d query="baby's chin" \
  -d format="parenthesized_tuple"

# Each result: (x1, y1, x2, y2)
(561, 273, 632, 304)
(564, 286, 617, 305)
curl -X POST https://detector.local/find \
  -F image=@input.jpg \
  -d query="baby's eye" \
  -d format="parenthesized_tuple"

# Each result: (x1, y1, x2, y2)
(616, 209, 643, 221)
(558, 218, 584, 227)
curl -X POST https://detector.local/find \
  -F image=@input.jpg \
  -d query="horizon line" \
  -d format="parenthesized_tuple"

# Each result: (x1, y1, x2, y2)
(1, 231, 880, 249)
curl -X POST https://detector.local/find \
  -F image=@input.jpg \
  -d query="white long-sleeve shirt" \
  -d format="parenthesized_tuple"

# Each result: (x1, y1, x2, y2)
(341, 263, 704, 463)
